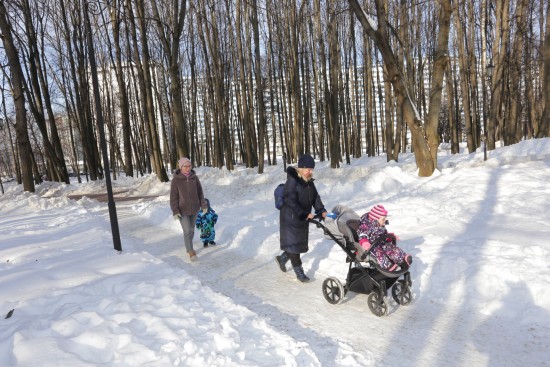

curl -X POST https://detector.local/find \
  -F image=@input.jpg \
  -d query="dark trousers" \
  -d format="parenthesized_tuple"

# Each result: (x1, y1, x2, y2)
(285, 252, 302, 267)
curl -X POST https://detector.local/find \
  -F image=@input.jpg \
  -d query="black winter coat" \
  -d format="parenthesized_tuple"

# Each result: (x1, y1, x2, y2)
(279, 166, 326, 254)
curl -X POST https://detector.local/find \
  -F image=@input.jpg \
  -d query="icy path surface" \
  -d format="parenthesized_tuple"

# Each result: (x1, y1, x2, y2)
(115, 200, 541, 367)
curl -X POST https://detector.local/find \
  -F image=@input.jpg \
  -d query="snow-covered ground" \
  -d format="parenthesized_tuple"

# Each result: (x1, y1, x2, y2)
(1, 139, 549, 366)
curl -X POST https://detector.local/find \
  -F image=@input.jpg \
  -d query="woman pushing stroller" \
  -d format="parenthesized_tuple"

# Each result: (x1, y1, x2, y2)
(275, 154, 328, 282)
(357, 205, 412, 272)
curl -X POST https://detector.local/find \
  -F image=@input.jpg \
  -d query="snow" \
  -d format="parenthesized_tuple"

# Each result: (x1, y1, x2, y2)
(1, 139, 550, 366)
(358, 6, 378, 31)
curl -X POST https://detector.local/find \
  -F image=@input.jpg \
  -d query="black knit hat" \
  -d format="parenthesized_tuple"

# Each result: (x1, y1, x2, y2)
(298, 154, 315, 169)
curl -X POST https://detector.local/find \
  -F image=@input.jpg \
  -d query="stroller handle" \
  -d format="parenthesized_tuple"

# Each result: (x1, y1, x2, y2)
(308, 213, 326, 227)
(308, 216, 362, 265)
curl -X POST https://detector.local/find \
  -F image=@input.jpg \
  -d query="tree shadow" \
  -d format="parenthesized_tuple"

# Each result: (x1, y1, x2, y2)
(472, 280, 550, 366)
(115, 201, 363, 365)
(375, 163, 549, 366)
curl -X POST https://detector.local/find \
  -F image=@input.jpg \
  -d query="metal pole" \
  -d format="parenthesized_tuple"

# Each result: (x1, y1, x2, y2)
(84, 3, 122, 252)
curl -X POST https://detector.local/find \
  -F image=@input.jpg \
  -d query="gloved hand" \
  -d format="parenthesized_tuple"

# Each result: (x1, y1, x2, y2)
(386, 233, 399, 243)
(359, 238, 371, 251)
(174, 214, 182, 221)
(326, 212, 337, 219)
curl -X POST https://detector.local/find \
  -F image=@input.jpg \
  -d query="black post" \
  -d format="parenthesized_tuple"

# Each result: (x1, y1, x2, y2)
(84, 3, 122, 252)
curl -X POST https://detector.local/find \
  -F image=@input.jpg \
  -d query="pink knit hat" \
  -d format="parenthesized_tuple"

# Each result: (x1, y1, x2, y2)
(368, 205, 388, 221)
(178, 157, 191, 168)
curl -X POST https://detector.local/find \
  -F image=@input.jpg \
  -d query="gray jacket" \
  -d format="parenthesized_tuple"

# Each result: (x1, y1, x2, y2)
(170, 169, 206, 216)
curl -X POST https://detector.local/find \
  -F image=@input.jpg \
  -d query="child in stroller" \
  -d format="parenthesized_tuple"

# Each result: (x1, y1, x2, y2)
(356, 205, 412, 272)
(313, 204, 413, 316)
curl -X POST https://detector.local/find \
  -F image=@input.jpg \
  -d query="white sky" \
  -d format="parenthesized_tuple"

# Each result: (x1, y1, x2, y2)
(1, 138, 549, 366)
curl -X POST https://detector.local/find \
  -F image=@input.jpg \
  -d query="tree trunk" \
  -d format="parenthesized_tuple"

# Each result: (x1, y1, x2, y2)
(425, 0, 452, 167)
(506, 0, 528, 144)
(128, 0, 168, 181)
(0, 1, 35, 192)
(197, 0, 232, 170)
(20, 0, 69, 184)
(235, 0, 255, 168)
(454, 2, 475, 153)
(152, 0, 188, 165)
(348, 0, 434, 176)
(488, 0, 511, 149)
(539, 1, 550, 137)
(314, 0, 327, 162)
(350, 13, 361, 159)
(110, 0, 133, 177)
(250, 0, 266, 172)
(327, 0, 340, 168)
(382, 66, 391, 158)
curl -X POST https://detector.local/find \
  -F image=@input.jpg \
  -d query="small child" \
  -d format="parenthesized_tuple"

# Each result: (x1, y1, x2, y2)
(196, 198, 218, 247)
(356, 204, 412, 271)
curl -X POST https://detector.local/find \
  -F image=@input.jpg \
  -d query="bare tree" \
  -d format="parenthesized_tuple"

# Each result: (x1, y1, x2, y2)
(3, 0, 549, 186)
(539, 0, 550, 138)
(313, 0, 328, 161)
(235, 0, 256, 167)
(487, 0, 511, 150)
(19, 0, 70, 183)
(150, 0, 188, 169)
(110, 0, 133, 177)
(327, 0, 340, 168)
(348, 0, 435, 176)
(454, 1, 476, 153)
(425, 0, 452, 168)
(250, 0, 268, 173)
(0, 1, 34, 191)
(196, 0, 233, 170)
(126, 0, 168, 181)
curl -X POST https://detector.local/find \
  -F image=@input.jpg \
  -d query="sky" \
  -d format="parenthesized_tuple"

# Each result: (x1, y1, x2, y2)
(1, 138, 549, 367)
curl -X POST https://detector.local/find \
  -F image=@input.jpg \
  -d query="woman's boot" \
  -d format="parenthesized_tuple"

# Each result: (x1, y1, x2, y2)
(188, 250, 198, 262)
(275, 252, 289, 272)
(293, 265, 310, 282)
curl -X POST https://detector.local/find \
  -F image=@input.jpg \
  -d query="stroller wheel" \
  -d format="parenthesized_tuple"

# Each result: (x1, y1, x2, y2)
(391, 280, 412, 306)
(322, 277, 345, 305)
(367, 292, 388, 317)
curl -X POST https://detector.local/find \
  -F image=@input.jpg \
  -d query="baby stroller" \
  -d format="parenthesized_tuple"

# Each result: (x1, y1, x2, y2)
(311, 205, 412, 317)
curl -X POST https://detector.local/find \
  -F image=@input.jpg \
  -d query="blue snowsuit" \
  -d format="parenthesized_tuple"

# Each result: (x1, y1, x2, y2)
(196, 199, 218, 245)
